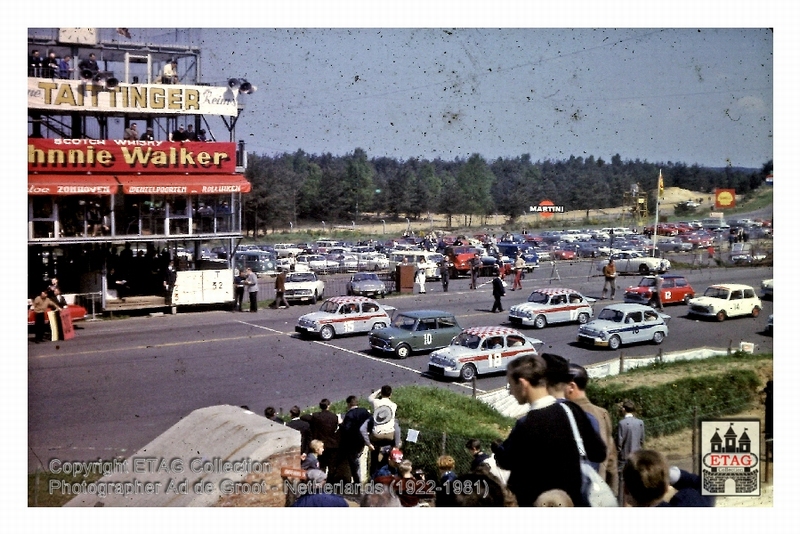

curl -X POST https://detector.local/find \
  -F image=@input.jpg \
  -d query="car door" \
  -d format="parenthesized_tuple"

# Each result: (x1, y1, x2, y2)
(480, 336, 505, 375)
(728, 289, 744, 316)
(567, 293, 586, 321)
(549, 294, 569, 323)
(433, 316, 459, 348)
(412, 317, 439, 351)
(661, 278, 675, 303)
(624, 311, 645, 343)
(337, 302, 359, 335)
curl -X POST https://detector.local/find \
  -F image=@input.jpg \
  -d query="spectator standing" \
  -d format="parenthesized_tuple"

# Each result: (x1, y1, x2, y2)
(233, 269, 246, 312)
(44, 52, 58, 78)
(123, 123, 139, 140)
(300, 399, 340, 474)
(653, 275, 665, 311)
(57, 55, 73, 79)
(617, 399, 645, 503)
(197, 129, 208, 142)
(184, 124, 198, 141)
(285, 406, 311, 455)
(163, 260, 177, 306)
(363, 385, 400, 475)
(601, 259, 617, 300)
(511, 253, 525, 291)
(273, 268, 290, 309)
(171, 125, 186, 142)
(140, 127, 155, 141)
(566, 363, 618, 495)
(78, 53, 99, 78)
(439, 257, 451, 292)
(491, 270, 505, 313)
(415, 257, 427, 294)
(244, 267, 259, 312)
(264, 406, 284, 424)
(491, 354, 606, 506)
(32, 289, 61, 343)
(339, 395, 372, 484)
(161, 59, 178, 84)
(470, 252, 481, 290)
(29, 50, 43, 77)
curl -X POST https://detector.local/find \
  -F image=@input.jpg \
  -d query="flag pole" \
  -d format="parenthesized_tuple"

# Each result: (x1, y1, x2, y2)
(652, 169, 662, 257)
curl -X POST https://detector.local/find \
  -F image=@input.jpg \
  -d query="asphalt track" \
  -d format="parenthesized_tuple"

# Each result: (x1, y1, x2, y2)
(28, 260, 773, 472)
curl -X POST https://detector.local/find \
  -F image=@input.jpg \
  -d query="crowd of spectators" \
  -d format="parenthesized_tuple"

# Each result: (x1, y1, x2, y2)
(260, 359, 715, 508)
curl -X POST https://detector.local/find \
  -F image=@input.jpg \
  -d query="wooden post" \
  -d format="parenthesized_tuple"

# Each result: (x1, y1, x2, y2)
(692, 406, 698, 473)
(619, 352, 625, 375)
(472, 376, 477, 398)
(441, 432, 447, 455)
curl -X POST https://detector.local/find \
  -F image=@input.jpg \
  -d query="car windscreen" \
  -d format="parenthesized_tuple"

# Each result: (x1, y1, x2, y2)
(527, 292, 549, 304)
(288, 274, 315, 282)
(353, 273, 378, 282)
(392, 315, 417, 330)
(598, 309, 624, 322)
(704, 287, 730, 299)
(452, 333, 481, 349)
(638, 278, 656, 287)
(320, 301, 338, 313)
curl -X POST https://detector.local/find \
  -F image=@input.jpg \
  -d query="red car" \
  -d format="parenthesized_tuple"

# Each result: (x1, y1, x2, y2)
(623, 275, 696, 307)
(551, 248, 576, 261)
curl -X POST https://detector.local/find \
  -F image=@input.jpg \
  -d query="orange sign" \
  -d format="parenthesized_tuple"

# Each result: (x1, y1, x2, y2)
(715, 189, 736, 209)
(530, 199, 565, 219)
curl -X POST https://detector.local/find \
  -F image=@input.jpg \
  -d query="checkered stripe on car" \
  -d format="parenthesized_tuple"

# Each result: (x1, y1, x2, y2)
(462, 326, 523, 338)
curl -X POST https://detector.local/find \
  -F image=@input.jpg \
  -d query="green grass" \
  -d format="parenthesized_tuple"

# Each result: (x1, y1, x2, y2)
(29, 468, 104, 507)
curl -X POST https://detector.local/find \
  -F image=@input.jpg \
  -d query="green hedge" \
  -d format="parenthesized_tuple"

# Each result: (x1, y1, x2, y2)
(586, 370, 762, 437)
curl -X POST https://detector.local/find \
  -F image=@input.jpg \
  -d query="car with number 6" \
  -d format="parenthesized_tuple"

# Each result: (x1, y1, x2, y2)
(427, 326, 542, 381)
(577, 303, 670, 350)
(368, 310, 462, 359)
(687, 284, 762, 322)
(295, 296, 395, 341)
(508, 287, 595, 329)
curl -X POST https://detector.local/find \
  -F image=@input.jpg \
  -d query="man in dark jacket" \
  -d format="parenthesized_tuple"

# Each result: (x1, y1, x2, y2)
(300, 399, 340, 473)
(338, 395, 372, 483)
(286, 406, 311, 454)
(491, 271, 506, 313)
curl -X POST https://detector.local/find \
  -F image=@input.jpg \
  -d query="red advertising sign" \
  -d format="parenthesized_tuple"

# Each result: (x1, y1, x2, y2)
(28, 139, 237, 174)
(715, 189, 736, 209)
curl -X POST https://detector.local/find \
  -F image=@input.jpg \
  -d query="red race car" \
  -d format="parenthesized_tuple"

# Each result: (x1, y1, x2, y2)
(623, 275, 695, 307)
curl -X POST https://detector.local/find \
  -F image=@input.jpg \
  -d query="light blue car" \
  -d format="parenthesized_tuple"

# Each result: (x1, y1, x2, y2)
(577, 303, 669, 350)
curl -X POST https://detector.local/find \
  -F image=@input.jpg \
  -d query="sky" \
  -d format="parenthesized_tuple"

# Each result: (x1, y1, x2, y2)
(192, 27, 773, 169)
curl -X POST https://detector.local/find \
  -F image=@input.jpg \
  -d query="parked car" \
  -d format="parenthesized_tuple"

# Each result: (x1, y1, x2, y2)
(623, 275, 695, 307)
(687, 284, 762, 322)
(508, 287, 595, 329)
(577, 303, 670, 350)
(284, 272, 325, 304)
(295, 296, 395, 341)
(551, 248, 577, 261)
(427, 326, 542, 381)
(600, 251, 670, 275)
(368, 310, 462, 359)
(655, 238, 693, 253)
(346, 272, 387, 298)
(273, 243, 304, 258)
(730, 243, 767, 264)
(760, 279, 773, 300)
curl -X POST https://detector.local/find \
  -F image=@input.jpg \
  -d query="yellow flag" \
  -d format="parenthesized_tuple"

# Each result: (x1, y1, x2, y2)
(658, 171, 664, 199)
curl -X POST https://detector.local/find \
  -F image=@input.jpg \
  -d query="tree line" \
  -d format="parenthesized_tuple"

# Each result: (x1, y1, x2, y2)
(243, 149, 772, 235)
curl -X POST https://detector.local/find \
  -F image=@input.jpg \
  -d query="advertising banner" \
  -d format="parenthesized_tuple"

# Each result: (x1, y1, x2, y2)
(28, 78, 239, 116)
(29, 139, 237, 174)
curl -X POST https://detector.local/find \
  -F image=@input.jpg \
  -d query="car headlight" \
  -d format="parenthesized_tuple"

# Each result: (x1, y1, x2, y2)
(600, 331, 608, 340)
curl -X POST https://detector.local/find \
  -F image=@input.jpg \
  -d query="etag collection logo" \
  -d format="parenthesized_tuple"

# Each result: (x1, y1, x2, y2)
(700, 419, 761, 497)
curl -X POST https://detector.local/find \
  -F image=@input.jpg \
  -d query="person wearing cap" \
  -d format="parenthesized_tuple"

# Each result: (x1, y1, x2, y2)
(371, 447, 403, 480)
(161, 59, 178, 84)
(171, 125, 186, 142)
(140, 126, 155, 141)
(617, 398, 645, 504)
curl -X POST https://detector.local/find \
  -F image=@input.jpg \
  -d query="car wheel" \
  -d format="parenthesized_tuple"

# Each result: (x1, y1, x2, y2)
(373, 322, 387, 330)
(395, 344, 411, 359)
(715, 311, 727, 322)
(751, 306, 761, 318)
(319, 325, 335, 341)
(534, 315, 547, 329)
(653, 331, 664, 344)
(683, 294, 693, 305)
(639, 264, 650, 274)
(608, 335, 621, 350)
(460, 363, 477, 381)
(648, 298, 658, 308)
(577, 312, 590, 325)
(311, 292, 318, 305)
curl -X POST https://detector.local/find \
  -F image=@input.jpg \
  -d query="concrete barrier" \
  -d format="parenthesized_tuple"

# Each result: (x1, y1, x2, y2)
(64, 405, 300, 507)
